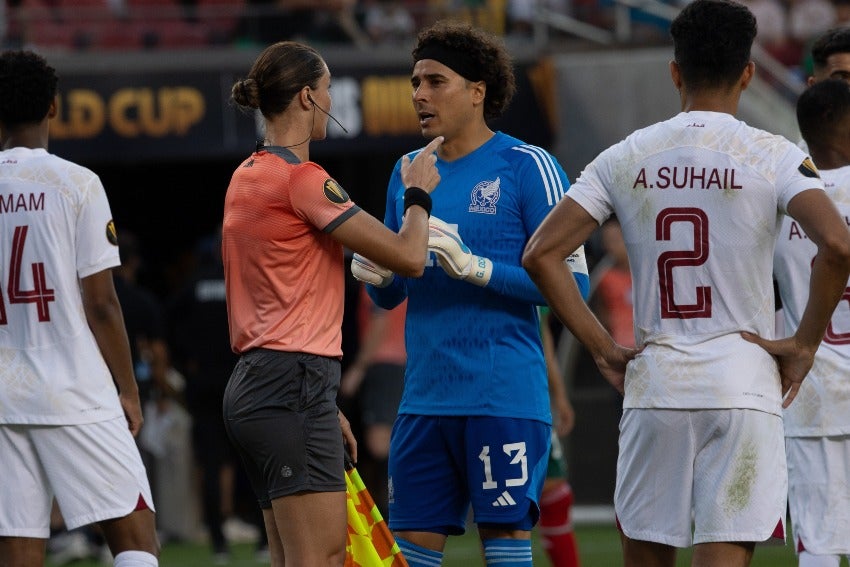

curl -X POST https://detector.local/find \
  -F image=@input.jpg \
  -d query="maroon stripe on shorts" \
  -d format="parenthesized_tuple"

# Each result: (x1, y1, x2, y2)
(135, 494, 150, 511)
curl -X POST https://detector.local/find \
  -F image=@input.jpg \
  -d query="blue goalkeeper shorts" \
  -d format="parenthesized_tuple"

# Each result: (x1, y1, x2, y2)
(387, 414, 550, 534)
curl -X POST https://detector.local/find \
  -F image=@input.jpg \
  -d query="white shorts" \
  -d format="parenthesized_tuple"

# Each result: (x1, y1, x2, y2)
(787, 435, 850, 555)
(0, 417, 155, 538)
(615, 408, 786, 547)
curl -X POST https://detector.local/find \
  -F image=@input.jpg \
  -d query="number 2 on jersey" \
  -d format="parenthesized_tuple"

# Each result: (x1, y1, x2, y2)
(657, 207, 711, 319)
(0, 225, 55, 324)
(479, 442, 528, 490)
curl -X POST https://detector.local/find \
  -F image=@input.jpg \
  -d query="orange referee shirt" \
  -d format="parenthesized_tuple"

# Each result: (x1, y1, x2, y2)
(222, 146, 359, 357)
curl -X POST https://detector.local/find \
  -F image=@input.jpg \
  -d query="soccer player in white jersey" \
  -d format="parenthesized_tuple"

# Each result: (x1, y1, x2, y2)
(797, 28, 850, 153)
(522, 1, 850, 566)
(808, 28, 850, 86)
(351, 21, 590, 567)
(775, 78, 850, 567)
(0, 50, 160, 567)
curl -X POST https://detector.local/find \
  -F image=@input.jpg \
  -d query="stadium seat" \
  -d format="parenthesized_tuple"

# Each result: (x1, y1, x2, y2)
(98, 19, 144, 50)
(196, 0, 244, 44)
(136, 18, 209, 48)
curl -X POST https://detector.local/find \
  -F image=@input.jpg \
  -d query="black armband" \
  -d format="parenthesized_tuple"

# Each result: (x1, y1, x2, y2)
(403, 187, 432, 217)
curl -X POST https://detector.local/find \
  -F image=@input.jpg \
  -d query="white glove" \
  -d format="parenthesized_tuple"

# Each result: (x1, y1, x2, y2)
(351, 253, 394, 288)
(428, 216, 492, 287)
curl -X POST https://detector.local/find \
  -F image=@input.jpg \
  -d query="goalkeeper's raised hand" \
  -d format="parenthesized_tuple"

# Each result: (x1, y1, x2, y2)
(428, 216, 492, 287)
(351, 253, 394, 288)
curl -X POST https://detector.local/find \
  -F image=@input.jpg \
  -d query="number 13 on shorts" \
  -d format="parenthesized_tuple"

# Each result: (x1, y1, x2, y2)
(480, 442, 528, 489)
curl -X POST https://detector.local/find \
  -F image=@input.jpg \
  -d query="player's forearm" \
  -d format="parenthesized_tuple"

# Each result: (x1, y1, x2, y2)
(556, 296, 615, 359)
(392, 206, 431, 275)
(798, 250, 850, 348)
(486, 262, 547, 303)
(786, 188, 850, 348)
(85, 297, 139, 397)
(526, 257, 615, 357)
(488, 263, 588, 305)
(81, 271, 139, 397)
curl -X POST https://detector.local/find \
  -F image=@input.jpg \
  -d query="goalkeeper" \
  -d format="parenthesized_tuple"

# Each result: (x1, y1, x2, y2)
(352, 20, 589, 567)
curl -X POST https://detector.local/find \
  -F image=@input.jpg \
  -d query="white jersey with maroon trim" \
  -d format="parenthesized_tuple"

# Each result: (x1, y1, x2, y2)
(0, 147, 123, 425)
(775, 164, 850, 436)
(567, 111, 824, 414)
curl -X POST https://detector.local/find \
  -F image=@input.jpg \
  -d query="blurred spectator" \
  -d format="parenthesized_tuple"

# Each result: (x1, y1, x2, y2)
(743, 0, 802, 66)
(404, 0, 437, 28)
(538, 308, 581, 567)
(789, 0, 837, 46)
(801, 17, 850, 78)
(507, 0, 570, 37)
(1, 1, 7, 46)
(363, 0, 415, 44)
(788, 0, 835, 43)
(745, 0, 788, 45)
(235, 0, 367, 47)
(169, 230, 268, 562)
(315, 0, 369, 46)
(339, 286, 407, 517)
(3, 0, 24, 47)
(106, 0, 129, 19)
(113, 231, 194, 542)
(834, 0, 850, 22)
(113, 231, 170, 442)
(590, 0, 672, 43)
(136, 367, 195, 544)
(430, 0, 508, 34)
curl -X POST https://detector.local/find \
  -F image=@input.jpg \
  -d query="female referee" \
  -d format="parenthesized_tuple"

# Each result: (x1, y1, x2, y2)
(221, 40, 442, 566)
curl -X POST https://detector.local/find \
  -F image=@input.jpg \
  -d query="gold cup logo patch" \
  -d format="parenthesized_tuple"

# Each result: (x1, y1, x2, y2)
(798, 157, 820, 179)
(323, 179, 350, 204)
(106, 220, 118, 245)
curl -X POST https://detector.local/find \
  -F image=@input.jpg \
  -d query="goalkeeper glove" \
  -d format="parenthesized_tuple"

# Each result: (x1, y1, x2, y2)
(351, 253, 394, 288)
(428, 216, 493, 287)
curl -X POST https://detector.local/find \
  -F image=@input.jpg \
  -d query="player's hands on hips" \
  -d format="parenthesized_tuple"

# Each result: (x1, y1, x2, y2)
(401, 136, 443, 193)
(119, 391, 145, 437)
(594, 343, 641, 396)
(351, 253, 394, 287)
(428, 216, 492, 286)
(740, 331, 816, 408)
(338, 408, 357, 464)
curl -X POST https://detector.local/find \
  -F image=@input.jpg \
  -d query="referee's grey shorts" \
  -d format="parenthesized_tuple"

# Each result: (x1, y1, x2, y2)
(222, 348, 345, 508)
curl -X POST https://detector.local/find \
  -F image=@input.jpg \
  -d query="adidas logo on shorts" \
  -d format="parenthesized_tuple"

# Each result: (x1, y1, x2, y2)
(491, 491, 516, 507)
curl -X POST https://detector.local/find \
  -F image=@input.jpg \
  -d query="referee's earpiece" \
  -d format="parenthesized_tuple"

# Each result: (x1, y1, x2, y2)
(304, 91, 349, 134)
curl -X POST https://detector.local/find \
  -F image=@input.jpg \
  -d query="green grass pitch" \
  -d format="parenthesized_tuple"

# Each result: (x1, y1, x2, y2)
(46, 523, 801, 566)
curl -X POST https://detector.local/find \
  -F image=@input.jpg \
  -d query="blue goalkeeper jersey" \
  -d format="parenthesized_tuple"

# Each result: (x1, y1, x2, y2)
(368, 132, 589, 422)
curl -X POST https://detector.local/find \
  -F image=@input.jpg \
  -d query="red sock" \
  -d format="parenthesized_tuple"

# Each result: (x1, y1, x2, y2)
(539, 481, 580, 567)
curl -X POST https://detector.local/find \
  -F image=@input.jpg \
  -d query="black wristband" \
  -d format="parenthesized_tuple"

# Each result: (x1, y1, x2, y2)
(403, 187, 432, 216)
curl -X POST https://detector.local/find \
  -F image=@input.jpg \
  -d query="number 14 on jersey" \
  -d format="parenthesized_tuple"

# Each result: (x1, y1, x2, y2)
(0, 225, 55, 324)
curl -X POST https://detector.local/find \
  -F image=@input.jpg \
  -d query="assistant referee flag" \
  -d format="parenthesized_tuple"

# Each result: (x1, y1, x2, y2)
(345, 456, 407, 567)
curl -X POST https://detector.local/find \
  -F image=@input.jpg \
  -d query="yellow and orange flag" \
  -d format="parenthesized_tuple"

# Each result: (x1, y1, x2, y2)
(344, 459, 408, 567)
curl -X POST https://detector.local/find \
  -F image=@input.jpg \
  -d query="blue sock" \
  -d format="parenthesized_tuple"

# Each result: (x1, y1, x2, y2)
(482, 538, 533, 566)
(395, 537, 443, 567)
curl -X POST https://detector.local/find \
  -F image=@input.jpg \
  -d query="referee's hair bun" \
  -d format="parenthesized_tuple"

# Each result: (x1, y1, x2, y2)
(232, 78, 260, 109)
